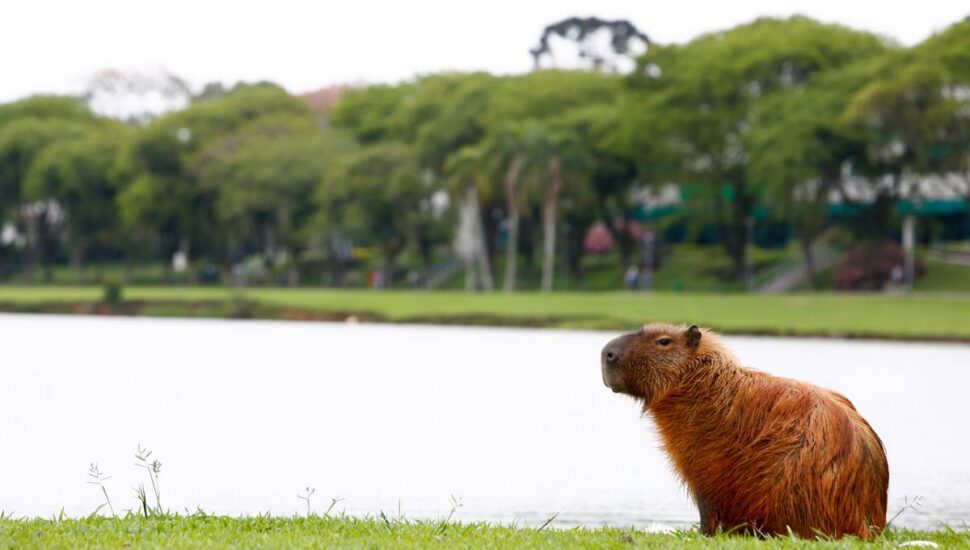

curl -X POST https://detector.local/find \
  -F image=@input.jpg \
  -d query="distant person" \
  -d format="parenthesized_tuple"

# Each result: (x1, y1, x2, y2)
(369, 269, 385, 289)
(624, 265, 639, 289)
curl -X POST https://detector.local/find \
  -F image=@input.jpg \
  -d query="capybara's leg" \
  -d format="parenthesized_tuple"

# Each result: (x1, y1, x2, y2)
(697, 494, 719, 535)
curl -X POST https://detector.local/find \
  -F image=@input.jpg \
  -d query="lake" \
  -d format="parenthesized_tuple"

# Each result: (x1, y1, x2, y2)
(1, 314, 968, 530)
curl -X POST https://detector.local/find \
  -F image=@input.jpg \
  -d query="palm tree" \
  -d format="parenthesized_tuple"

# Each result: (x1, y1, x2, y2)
(444, 145, 494, 291)
(520, 126, 591, 292)
(481, 126, 527, 293)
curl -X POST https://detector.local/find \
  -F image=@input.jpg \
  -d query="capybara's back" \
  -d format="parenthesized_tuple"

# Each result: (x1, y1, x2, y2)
(601, 323, 889, 539)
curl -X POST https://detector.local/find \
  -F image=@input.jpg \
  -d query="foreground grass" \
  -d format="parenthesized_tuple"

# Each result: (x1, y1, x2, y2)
(1, 286, 969, 340)
(0, 516, 966, 549)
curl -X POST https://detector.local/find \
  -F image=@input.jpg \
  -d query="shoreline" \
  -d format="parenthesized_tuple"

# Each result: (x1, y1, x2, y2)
(2, 298, 969, 344)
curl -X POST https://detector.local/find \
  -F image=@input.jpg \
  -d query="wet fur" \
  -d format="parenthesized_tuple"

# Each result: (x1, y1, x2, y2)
(606, 323, 889, 539)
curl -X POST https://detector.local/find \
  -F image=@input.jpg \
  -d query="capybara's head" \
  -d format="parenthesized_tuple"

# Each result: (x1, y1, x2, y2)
(601, 323, 706, 405)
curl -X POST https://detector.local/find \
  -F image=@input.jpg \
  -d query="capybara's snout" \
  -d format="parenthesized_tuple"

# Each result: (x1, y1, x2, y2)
(601, 332, 636, 392)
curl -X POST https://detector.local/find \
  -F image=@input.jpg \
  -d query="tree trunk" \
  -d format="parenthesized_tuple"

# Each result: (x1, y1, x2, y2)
(383, 257, 395, 289)
(38, 208, 54, 284)
(180, 238, 198, 285)
(799, 232, 817, 287)
(288, 246, 301, 287)
(567, 227, 585, 282)
(464, 260, 478, 290)
(502, 158, 523, 293)
(329, 255, 345, 288)
(23, 206, 39, 283)
(462, 182, 479, 291)
(470, 184, 494, 291)
(123, 247, 133, 285)
(541, 156, 563, 292)
(712, 186, 751, 280)
(602, 213, 633, 268)
(382, 242, 402, 289)
(70, 239, 84, 284)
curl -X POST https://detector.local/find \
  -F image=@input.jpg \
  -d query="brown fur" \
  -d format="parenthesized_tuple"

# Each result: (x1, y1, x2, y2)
(601, 323, 889, 539)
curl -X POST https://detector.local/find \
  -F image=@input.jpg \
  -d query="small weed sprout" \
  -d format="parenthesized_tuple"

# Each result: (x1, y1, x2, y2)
(133, 484, 150, 517)
(86, 463, 115, 516)
(888, 495, 925, 529)
(297, 486, 315, 517)
(445, 495, 463, 523)
(538, 512, 559, 531)
(323, 497, 345, 518)
(436, 495, 464, 534)
(134, 445, 163, 515)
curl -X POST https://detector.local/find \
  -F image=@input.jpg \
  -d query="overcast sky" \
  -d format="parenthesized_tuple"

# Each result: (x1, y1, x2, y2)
(1, 0, 968, 102)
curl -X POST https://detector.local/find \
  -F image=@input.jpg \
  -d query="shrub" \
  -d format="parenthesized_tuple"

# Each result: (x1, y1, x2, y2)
(834, 241, 924, 290)
(102, 282, 124, 307)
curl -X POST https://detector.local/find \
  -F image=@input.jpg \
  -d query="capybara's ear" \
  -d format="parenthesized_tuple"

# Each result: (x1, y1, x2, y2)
(686, 325, 702, 348)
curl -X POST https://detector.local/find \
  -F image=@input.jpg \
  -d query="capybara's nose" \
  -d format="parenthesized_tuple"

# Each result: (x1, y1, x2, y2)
(602, 342, 622, 366)
(602, 333, 636, 368)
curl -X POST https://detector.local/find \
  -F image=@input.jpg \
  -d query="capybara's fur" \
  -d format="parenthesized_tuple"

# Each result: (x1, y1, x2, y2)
(601, 323, 888, 539)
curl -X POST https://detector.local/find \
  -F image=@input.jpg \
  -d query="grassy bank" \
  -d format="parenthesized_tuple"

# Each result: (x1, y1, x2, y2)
(0, 516, 965, 549)
(1, 286, 969, 341)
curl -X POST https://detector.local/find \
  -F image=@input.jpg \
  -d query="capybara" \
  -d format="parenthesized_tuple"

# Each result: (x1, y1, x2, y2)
(601, 323, 888, 539)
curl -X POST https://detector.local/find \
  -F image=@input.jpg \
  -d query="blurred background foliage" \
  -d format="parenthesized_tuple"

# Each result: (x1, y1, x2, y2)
(0, 16, 968, 292)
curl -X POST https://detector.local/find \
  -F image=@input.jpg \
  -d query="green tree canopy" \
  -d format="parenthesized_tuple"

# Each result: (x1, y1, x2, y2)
(625, 16, 891, 276)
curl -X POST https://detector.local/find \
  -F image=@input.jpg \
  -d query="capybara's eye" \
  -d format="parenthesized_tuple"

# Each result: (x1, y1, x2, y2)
(657, 338, 672, 346)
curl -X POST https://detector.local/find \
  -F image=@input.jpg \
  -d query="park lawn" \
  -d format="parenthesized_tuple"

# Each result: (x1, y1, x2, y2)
(447, 246, 796, 292)
(0, 286, 969, 340)
(916, 259, 970, 292)
(0, 516, 965, 550)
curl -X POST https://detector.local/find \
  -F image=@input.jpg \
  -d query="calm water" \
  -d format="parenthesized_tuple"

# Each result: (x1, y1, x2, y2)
(1, 314, 968, 530)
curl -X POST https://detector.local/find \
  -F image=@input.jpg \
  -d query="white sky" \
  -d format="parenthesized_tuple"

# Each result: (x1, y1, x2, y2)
(1, 0, 968, 102)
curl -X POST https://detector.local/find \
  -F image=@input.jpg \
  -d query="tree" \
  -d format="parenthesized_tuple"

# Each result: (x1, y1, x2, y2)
(334, 73, 502, 288)
(518, 125, 591, 291)
(192, 116, 357, 285)
(627, 17, 888, 281)
(443, 145, 494, 291)
(0, 95, 96, 126)
(413, 74, 501, 290)
(329, 83, 416, 144)
(0, 99, 98, 280)
(118, 84, 313, 280)
(840, 20, 970, 233)
(317, 143, 438, 286)
(483, 71, 618, 291)
(557, 103, 638, 275)
(478, 125, 527, 292)
(22, 123, 128, 281)
(747, 54, 890, 282)
(530, 17, 649, 72)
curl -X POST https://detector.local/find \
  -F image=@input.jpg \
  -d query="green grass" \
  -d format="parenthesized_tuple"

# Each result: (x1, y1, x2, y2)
(916, 259, 970, 292)
(469, 246, 794, 292)
(0, 516, 965, 549)
(2, 262, 170, 286)
(1, 285, 969, 340)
